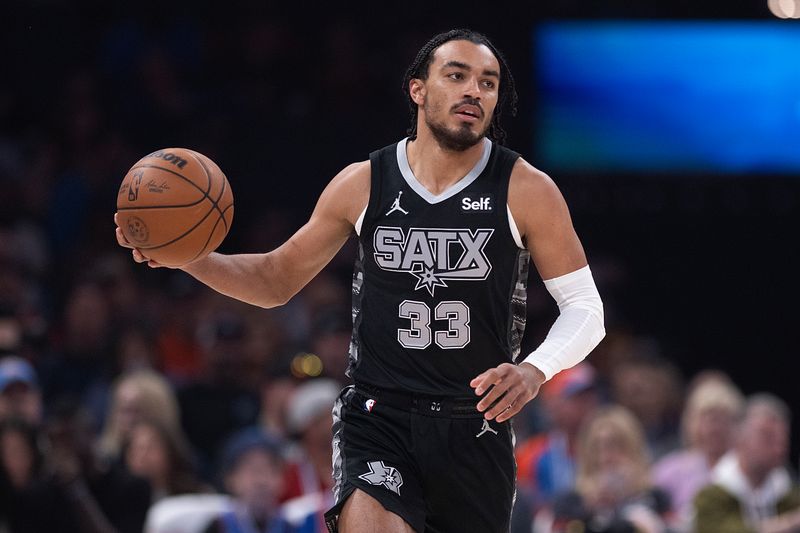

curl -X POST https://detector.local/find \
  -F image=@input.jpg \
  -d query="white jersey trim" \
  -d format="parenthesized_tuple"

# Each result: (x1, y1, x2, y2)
(396, 137, 492, 204)
(355, 206, 367, 236)
(507, 205, 524, 249)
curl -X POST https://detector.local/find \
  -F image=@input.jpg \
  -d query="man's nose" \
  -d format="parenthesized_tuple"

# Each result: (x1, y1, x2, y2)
(463, 77, 481, 99)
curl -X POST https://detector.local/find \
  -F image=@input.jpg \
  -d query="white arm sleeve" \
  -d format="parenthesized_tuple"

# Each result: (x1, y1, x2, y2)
(522, 265, 605, 381)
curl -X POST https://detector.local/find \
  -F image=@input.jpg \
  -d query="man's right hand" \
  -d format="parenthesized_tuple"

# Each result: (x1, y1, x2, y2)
(111, 160, 370, 309)
(113, 213, 169, 268)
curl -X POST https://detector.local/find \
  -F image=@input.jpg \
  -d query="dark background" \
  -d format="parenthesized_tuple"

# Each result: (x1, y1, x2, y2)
(2, 0, 797, 447)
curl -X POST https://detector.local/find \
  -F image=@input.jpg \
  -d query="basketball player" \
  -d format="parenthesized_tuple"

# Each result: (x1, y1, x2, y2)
(116, 29, 605, 533)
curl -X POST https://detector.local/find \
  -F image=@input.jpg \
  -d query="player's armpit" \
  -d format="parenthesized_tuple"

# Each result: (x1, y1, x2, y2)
(507, 159, 587, 279)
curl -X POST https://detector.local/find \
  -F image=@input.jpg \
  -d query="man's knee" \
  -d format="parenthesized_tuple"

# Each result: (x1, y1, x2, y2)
(338, 489, 416, 533)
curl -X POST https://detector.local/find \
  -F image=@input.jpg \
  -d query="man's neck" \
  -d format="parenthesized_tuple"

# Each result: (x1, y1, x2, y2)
(705, 447, 726, 469)
(739, 455, 769, 489)
(406, 126, 486, 196)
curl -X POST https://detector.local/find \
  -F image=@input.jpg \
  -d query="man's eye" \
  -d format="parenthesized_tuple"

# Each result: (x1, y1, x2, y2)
(449, 73, 463, 80)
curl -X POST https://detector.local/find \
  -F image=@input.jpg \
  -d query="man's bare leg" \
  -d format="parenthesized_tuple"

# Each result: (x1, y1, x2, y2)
(338, 489, 417, 533)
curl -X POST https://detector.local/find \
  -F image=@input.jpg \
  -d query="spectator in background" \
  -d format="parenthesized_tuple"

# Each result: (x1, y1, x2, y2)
(611, 354, 683, 461)
(179, 311, 261, 480)
(0, 418, 41, 494)
(693, 393, 800, 533)
(115, 324, 159, 375)
(307, 309, 352, 385)
(259, 370, 297, 441)
(155, 276, 207, 384)
(535, 405, 671, 533)
(242, 308, 290, 388)
(0, 417, 57, 533)
(38, 280, 117, 427)
(124, 417, 210, 503)
(282, 378, 339, 500)
(0, 356, 42, 426)
(98, 369, 181, 465)
(0, 231, 49, 340)
(515, 362, 602, 520)
(204, 427, 287, 533)
(653, 370, 744, 531)
(275, 375, 344, 533)
(0, 306, 23, 358)
(93, 253, 144, 332)
(43, 401, 152, 533)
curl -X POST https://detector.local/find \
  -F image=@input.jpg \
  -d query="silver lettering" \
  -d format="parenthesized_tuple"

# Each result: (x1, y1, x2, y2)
(373, 226, 494, 295)
(449, 229, 492, 278)
(401, 231, 435, 270)
(374, 227, 404, 269)
(425, 230, 458, 270)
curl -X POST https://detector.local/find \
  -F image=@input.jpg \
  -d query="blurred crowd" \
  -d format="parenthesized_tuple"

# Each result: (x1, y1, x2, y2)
(2, 283, 800, 533)
(2, 10, 799, 533)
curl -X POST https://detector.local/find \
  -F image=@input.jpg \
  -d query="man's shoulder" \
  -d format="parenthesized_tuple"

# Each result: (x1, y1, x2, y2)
(695, 467, 800, 511)
(653, 449, 706, 479)
(318, 160, 371, 228)
(509, 157, 557, 193)
(328, 160, 370, 198)
(507, 157, 569, 238)
(694, 483, 741, 511)
(778, 484, 800, 513)
(93, 462, 152, 500)
(344, 159, 370, 175)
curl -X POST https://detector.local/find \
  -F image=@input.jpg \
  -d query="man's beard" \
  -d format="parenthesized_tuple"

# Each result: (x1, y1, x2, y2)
(425, 110, 489, 152)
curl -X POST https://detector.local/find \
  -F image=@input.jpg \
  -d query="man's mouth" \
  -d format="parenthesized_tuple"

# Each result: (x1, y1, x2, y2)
(454, 105, 482, 122)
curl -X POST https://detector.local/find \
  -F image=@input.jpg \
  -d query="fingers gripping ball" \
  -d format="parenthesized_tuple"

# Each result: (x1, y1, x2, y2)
(116, 148, 234, 267)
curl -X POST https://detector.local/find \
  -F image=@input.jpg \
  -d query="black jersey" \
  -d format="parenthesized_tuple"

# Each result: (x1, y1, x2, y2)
(348, 137, 530, 396)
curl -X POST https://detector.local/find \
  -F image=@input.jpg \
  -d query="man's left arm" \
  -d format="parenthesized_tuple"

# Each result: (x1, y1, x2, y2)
(470, 159, 605, 422)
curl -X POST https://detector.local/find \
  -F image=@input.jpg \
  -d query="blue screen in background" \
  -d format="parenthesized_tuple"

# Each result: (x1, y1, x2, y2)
(534, 22, 800, 174)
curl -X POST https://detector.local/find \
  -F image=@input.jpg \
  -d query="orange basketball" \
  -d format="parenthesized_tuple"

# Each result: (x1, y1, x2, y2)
(116, 148, 234, 267)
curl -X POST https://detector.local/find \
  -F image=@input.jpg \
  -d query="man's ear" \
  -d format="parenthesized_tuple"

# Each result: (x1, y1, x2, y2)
(409, 78, 425, 106)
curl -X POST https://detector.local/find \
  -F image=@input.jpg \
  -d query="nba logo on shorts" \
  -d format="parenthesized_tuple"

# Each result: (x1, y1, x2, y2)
(364, 398, 376, 412)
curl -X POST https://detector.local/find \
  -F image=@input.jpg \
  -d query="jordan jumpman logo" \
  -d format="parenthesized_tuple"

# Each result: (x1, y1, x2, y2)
(475, 419, 499, 438)
(386, 191, 409, 216)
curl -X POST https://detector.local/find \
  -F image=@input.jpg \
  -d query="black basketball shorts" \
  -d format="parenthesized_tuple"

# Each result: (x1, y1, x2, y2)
(324, 385, 516, 533)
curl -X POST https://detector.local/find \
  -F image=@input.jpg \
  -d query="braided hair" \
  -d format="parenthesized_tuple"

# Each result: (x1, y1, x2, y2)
(402, 29, 518, 145)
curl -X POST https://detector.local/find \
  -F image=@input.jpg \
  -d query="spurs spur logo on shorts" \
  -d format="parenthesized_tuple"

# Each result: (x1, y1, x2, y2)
(373, 226, 493, 295)
(359, 461, 404, 495)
